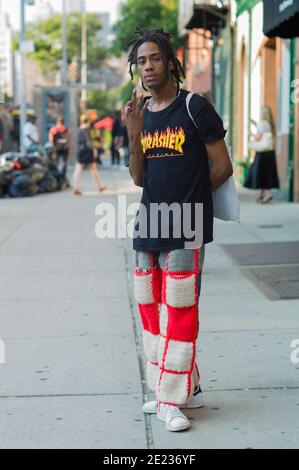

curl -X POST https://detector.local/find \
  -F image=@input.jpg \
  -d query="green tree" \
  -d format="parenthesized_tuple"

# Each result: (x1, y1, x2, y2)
(87, 87, 122, 118)
(120, 81, 134, 105)
(112, 0, 182, 55)
(26, 13, 108, 78)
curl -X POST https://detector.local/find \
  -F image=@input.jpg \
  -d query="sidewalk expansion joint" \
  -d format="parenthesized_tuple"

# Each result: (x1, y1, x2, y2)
(203, 386, 299, 392)
(1, 387, 298, 399)
(122, 239, 154, 450)
(0, 392, 136, 399)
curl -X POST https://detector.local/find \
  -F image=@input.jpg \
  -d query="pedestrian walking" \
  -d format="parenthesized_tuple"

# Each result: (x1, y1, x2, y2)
(90, 119, 104, 166)
(244, 106, 280, 203)
(49, 117, 71, 179)
(119, 123, 130, 168)
(122, 27, 233, 432)
(111, 111, 123, 167)
(72, 115, 107, 196)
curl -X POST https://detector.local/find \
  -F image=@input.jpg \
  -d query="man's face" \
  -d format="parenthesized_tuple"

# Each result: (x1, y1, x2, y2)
(137, 41, 173, 90)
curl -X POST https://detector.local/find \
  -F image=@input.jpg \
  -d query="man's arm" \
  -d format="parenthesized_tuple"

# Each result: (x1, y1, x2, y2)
(205, 139, 233, 191)
(128, 133, 144, 187)
(121, 89, 148, 188)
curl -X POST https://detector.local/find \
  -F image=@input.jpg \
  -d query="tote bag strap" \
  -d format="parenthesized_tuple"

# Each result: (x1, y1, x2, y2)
(185, 92, 198, 129)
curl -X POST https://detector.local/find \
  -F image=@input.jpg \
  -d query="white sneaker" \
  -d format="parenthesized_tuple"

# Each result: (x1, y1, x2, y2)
(143, 385, 204, 414)
(157, 404, 190, 432)
(182, 384, 204, 409)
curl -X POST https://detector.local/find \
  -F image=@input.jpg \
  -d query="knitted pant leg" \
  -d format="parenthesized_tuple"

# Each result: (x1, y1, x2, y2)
(156, 248, 201, 406)
(134, 251, 162, 391)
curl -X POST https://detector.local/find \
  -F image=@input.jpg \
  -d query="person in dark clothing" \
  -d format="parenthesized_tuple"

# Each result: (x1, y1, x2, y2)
(90, 120, 104, 166)
(120, 124, 130, 167)
(111, 112, 123, 166)
(72, 115, 107, 195)
(49, 117, 71, 179)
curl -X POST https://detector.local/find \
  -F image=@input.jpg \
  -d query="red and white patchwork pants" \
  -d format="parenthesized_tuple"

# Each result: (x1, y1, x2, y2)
(134, 247, 204, 407)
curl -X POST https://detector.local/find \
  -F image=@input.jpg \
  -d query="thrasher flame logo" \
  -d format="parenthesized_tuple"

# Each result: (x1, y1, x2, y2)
(141, 127, 186, 158)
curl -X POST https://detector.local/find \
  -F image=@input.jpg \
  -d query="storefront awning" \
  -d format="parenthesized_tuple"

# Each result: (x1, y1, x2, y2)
(263, 0, 299, 38)
(179, 0, 228, 35)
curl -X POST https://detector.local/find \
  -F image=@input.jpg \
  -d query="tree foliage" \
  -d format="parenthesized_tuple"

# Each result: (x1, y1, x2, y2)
(87, 88, 120, 118)
(112, 0, 182, 55)
(26, 13, 108, 78)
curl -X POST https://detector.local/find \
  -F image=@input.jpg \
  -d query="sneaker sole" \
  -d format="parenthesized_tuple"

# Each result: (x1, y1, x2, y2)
(157, 415, 191, 432)
(181, 402, 204, 409)
(143, 402, 204, 414)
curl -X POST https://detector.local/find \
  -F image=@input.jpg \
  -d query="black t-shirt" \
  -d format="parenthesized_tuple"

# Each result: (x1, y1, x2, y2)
(132, 89, 226, 252)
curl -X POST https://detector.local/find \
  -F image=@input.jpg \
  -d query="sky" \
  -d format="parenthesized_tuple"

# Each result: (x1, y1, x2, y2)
(0, 0, 122, 30)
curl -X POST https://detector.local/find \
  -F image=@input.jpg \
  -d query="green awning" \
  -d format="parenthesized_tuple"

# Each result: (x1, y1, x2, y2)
(236, 0, 261, 16)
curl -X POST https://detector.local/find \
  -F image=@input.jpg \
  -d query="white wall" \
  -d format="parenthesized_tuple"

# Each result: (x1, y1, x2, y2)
(0, 12, 13, 98)
(277, 39, 291, 156)
(236, 10, 250, 157)
(250, 2, 263, 127)
(279, 40, 290, 135)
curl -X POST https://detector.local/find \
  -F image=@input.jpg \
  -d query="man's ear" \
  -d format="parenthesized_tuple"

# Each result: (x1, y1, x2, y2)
(168, 61, 174, 72)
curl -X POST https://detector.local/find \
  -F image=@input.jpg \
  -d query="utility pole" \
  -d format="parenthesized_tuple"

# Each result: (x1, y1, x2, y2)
(61, 0, 68, 86)
(19, 0, 35, 154)
(81, 0, 87, 112)
(19, 0, 26, 154)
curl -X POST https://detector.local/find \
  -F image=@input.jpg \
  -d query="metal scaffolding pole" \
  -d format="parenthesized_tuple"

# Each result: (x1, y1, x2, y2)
(19, 0, 26, 154)
(61, 0, 68, 86)
(81, 0, 87, 112)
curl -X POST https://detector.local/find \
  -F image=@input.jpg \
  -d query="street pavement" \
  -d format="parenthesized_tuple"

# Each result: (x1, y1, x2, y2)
(0, 160, 298, 449)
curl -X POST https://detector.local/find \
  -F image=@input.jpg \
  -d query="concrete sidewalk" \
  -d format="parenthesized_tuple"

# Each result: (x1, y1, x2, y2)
(0, 163, 298, 449)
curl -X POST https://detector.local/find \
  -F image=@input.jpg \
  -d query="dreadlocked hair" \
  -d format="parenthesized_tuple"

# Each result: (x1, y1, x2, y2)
(127, 27, 185, 92)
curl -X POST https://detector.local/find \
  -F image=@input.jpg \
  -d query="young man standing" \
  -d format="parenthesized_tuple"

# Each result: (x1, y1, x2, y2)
(122, 28, 233, 432)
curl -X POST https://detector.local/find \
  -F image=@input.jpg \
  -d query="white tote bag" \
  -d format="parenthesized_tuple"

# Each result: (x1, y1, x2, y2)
(186, 93, 240, 222)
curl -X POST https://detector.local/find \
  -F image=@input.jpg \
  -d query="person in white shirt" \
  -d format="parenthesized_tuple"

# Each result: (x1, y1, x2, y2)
(23, 115, 40, 153)
(245, 106, 280, 203)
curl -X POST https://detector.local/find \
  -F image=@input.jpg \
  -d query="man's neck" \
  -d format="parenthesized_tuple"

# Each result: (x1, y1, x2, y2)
(150, 82, 178, 105)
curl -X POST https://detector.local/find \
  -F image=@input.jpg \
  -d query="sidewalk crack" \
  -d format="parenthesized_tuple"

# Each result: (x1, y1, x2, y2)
(122, 239, 154, 450)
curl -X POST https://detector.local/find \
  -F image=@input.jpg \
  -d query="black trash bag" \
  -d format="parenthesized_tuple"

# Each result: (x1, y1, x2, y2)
(59, 177, 68, 191)
(26, 155, 45, 166)
(0, 183, 7, 198)
(13, 157, 32, 170)
(47, 161, 58, 171)
(38, 173, 58, 193)
(0, 169, 14, 185)
(0, 185, 6, 198)
(24, 165, 47, 184)
(8, 173, 39, 198)
(0, 169, 15, 196)
(48, 169, 66, 191)
(5, 153, 45, 171)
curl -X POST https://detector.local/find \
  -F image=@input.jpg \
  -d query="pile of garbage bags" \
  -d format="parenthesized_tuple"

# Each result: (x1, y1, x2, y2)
(0, 152, 67, 198)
